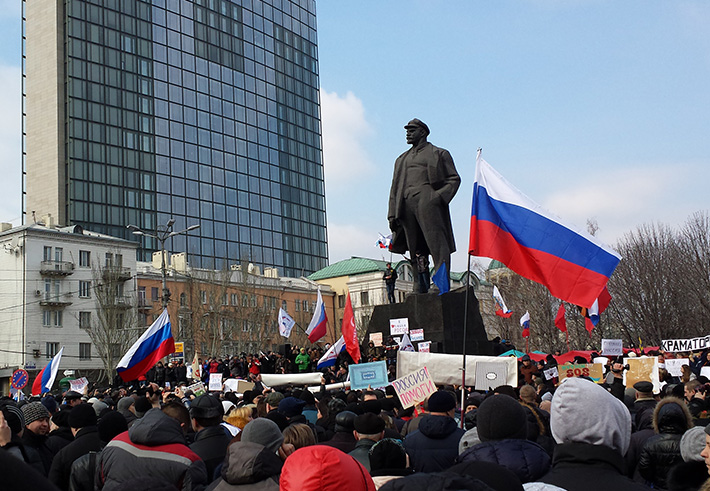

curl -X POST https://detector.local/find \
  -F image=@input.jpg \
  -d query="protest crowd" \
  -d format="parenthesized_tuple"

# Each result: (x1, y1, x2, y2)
(6, 339, 710, 491)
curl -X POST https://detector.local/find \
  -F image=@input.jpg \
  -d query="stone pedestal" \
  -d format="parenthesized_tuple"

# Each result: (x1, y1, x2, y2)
(365, 287, 492, 355)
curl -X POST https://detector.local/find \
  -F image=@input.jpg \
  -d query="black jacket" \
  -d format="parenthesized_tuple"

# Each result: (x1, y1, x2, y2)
(48, 426, 102, 490)
(205, 441, 282, 490)
(538, 442, 650, 491)
(403, 415, 465, 473)
(190, 425, 232, 481)
(320, 431, 357, 454)
(458, 438, 551, 483)
(46, 426, 74, 455)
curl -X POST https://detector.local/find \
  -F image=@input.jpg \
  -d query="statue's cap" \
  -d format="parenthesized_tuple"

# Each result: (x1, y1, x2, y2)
(404, 118, 429, 135)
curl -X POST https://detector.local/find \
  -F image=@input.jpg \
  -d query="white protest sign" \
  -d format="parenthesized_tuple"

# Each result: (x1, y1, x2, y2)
(208, 373, 223, 392)
(390, 318, 409, 335)
(69, 377, 89, 394)
(601, 339, 623, 356)
(369, 332, 383, 347)
(391, 366, 437, 409)
(410, 329, 424, 342)
(702, 367, 710, 379)
(418, 341, 431, 353)
(543, 366, 559, 381)
(664, 358, 689, 377)
(474, 362, 509, 390)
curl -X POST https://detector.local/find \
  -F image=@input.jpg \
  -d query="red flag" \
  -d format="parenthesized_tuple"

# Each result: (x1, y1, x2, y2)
(585, 317, 595, 334)
(341, 292, 360, 363)
(554, 303, 567, 333)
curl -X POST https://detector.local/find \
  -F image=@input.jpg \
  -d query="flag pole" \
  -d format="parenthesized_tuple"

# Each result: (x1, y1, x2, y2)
(460, 253, 472, 428)
(565, 330, 570, 352)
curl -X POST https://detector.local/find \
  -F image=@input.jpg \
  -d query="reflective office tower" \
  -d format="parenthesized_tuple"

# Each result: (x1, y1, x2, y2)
(24, 0, 328, 276)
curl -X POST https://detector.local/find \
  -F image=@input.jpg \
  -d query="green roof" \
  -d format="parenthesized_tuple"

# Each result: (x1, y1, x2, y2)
(487, 259, 508, 271)
(308, 257, 390, 281)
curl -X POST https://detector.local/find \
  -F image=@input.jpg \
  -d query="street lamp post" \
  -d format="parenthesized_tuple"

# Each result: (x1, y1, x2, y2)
(127, 219, 200, 309)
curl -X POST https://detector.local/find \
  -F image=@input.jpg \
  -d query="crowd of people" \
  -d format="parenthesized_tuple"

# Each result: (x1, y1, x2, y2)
(5, 345, 710, 490)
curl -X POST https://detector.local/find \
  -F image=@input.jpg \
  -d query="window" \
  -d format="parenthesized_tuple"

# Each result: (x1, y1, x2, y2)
(43, 310, 52, 326)
(242, 294, 249, 307)
(105, 252, 113, 267)
(151, 287, 159, 302)
(55, 247, 63, 262)
(338, 295, 345, 308)
(281, 300, 287, 312)
(180, 292, 187, 307)
(251, 295, 257, 307)
(360, 291, 369, 306)
(242, 320, 249, 332)
(138, 286, 147, 306)
(200, 290, 207, 304)
(46, 342, 59, 359)
(294, 299, 300, 312)
(79, 311, 91, 329)
(302, 300, 308, 312)
(222, 293, 228, 305)
(231, 293, 238, 305)
(79, 250, 91, 267)
(79, 280, 91, 298)
(44, 246, 52, 261)
(79, 343, 92, 360)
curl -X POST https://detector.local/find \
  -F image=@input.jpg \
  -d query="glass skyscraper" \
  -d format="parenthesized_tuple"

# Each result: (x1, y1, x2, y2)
(23, 0, 328, 276)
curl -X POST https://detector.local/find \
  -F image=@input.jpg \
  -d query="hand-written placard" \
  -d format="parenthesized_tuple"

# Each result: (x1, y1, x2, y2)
(410, 329, 424, 342)
(601, 339, 623, 356)
(208, 373, 223, 392)
(418, 341, 431, 353)
(558, 363, 604, 383)
(624, 357, 659, 393)
(391, 366, 437, 409)
(543, 366, 559, 380)
(69, 377, 89, 393)
(390, 318, 409, 335)
(349, 361, 389, 390)
(664, 358, 689, 377)
(369, 332, 383, 347)
(186, 381, 206, 397)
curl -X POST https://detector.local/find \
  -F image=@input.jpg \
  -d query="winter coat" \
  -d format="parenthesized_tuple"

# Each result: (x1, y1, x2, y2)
(21, 428, 55, 475)
(625, 405, 656, 478)
(205, 441, 281, 491)
(458, 438, 551, 483)
(666, 460, 709, 491)
(96, 408, 207, 490)
(349, 438, 377, 472)
(46, 426, 74, 455)
(280, 445, 375, 491)
(320, 431, 357, 454)
(637, 397, 693, 490)
(68, 451, 100, 491)
(403, 415, 465, 473)
(48, 426, 102, 490)
(190, 425, 231, 480)
(536, 442, 650, 491)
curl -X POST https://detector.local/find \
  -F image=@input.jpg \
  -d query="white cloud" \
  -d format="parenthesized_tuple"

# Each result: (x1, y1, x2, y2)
(320, 89, 375, 187)
(0, 63, 22, 224)
(326, 221, 390, 264)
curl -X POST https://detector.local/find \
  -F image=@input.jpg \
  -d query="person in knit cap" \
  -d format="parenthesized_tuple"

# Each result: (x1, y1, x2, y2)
(117, 397, 138, 427)
(403, 390, 465, 473)
(1, 401, 44, 473)
(369, 438, 412, 489)
(48, 403, 102, 490)
(20, 401, 54, 474)
(46, 408, 74, 455)
(665, 426, 709, 491)
(349, 412, 386, 472)
(534, 377, 648, 490)
(457, 393, 550, 483)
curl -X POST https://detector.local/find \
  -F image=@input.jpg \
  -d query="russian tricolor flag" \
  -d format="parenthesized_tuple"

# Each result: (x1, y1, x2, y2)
(520, 311, 531, 338)
(117, 309, 175, 382)
(32, 347, 64, 396)
(470, 155, 621, 309)
(306, 288, 328, 343)
(316, 336, 346, 369)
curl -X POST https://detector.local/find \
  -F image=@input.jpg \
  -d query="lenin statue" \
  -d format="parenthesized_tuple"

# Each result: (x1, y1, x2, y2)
(388, 119, 460, 291)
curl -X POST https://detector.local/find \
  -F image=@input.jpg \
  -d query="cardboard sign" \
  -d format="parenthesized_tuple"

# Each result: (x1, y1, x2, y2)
(664, 358, 689, 377)
(69, 377, 89, 394)
(601, 339, 623, 356)
(390, 318, 409, 335)
(349, 361, 389, 390)
(558, 363, 604, 384)
(208, 373, 223, 392)
(410, 329, 424, 342)
(186, 381, 206, 397)
(418, 341, 431, 353)
(474, 362, 509, 390)
(223, 378, 255, 393)
(624, 356, 660, 393)
(391, 366, 437, 409)
(543, 366, 559, 381)
(369, 332, 383, 347)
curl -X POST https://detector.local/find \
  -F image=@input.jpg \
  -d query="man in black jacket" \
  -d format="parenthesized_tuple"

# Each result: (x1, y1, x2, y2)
(48, 403, 102, 490)
(189, 394, 230, 480)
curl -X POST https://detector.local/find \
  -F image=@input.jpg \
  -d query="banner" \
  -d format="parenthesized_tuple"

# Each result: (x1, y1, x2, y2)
(661, 335, 710, 352)
(349, 361, 388, 390)
(390, 318, 409, 335)
(391, 366, 437, 409)
(601, 339, 623, 356)
(410, 329, 424, 342)
(260, 372, 323, 387)
(397, 351, 518, 387)
(558, 363, 604, 384)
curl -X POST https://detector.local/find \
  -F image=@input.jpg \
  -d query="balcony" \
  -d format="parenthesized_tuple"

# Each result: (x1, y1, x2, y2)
(40, 261, 74, 276)
(39, 293, 73, 307)
(110, 295, 133, 309)
(137, 296, 154, 311)
(102, 267, 132, 282)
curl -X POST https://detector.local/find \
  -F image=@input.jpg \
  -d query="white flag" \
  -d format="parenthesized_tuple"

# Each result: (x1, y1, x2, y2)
(278, 308, 296, 338)
(399, 332, 415, 352)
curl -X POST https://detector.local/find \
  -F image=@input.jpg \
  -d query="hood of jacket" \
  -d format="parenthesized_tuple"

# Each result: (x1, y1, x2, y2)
(128, 407, 186, 446)
(280, 445, 375, 491)
(551, 377, 631, 455)
(458, 439, 551, 483)
(419, 415, 460, 440)
(221, 441, 282, 485)
(652, 397, 693, 435)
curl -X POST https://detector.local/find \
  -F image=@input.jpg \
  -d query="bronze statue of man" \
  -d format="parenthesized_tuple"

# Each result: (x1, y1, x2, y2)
(388, 119, 460, 291)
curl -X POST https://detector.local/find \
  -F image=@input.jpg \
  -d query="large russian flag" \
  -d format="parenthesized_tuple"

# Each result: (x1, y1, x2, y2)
(470, 155, 621, 308)
(32, 347, 64, 396)
(306, 288, 328, 343)
(117, 309, 175, 382)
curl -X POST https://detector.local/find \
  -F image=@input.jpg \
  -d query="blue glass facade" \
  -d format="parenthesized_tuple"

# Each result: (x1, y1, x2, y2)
(63, 0, 327, 276)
